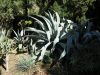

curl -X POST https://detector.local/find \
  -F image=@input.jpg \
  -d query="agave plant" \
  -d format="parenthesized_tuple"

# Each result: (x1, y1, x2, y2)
(24, 11, 76, 61)
(13, 29, 29, 51)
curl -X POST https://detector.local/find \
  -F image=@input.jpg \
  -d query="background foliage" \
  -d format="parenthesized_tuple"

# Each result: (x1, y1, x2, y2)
(0, 0, 95, 27)
(0, 0, 100, 75)
(36, 0, 95, 23)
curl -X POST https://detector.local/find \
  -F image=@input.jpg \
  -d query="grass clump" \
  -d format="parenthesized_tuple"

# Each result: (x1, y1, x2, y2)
(16, 56, 35, 72)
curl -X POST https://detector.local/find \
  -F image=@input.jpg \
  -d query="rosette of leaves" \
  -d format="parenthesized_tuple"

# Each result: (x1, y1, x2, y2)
(13, 29, 29, 51)
(24, 11, 76, 61)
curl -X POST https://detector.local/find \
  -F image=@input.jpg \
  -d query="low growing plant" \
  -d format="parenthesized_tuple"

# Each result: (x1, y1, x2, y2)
(16, 56, 36, 72)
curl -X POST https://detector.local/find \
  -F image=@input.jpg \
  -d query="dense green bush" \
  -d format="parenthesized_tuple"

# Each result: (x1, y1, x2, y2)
(36, 0, 95, 23)
(0, 0, 95, 30)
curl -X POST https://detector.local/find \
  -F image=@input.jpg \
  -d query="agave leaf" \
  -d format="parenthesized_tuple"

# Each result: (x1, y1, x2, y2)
(31, 39, 45, 56)
(67, 20, 73, 24)
(30, 39, 33, 46)
(48, 12, 56, 31)
(18, 30, 20, 36)
(25, 35, 48, 41)
(34, 46, 39, 56)
(25, 27, 46, 35)
(52, 37, 59, 52)
(14, 37, 19, 41)
(39, 16, 52, 35)
(46, 31, 51, 41)
(57, 42, 66, 59)
(23, 37, 29, 43)
(57, 27, 63, 36)
(55, 12, 60, 30)
(28, 16, 45, 30)
(32, 43, 37, 55)
(60, 31, 67, 40)
(13, 30, 18, 38)
(24, 35, 39, 38)
(29, 39, 39, 56)
(20, 29, 24, 36)
(52, 26, 63, 51)
(13, 30, 24, 43)
(59, 49, 66, 60)
(38, 42, 51, 61)
(37, 39, 45, 43)
(59, 22, 68, 39)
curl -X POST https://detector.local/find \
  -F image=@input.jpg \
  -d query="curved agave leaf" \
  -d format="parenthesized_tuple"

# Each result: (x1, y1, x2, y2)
(13, 30, 24, 42)
(46, 31, 51, 41)
(14, 37, 19, 41)
(48, 12, 57, 32)
(55, 12, 60, 30)
(59, 22, 68, 39)
(39, 15, 52, 35)
(59, 49, 66, 60)
(52, 26, 63, 52)
(30, 39, 33, 46)
(48, 11, 61, 32)
(13, 30, 18, 38)
(29, 39, 39, 56)
(38, 42, 51, 60)
(25, 27, 46, 35)
(52, 37, 59, 52)
(60, 32, 67, 40)
(25, 35, 48, 41)
(20, 29, 25, 36)
(32, 43, 38, 55)
(67, 20, 73, 24)
(37, 39, 45, 43)
(58, 43, 66, 60)
(28, 16, 45, 31)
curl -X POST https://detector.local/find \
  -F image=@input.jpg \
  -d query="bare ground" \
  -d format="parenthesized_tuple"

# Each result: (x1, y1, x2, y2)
(0, 52, 52, 75)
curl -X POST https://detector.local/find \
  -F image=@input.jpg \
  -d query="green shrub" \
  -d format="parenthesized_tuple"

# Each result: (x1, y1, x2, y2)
(16, 56, 35, 72)
(36, 0, 95, 23)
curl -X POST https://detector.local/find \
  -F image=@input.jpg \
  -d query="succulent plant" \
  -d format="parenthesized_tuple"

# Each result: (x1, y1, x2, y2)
(23, 11, 76, 61)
